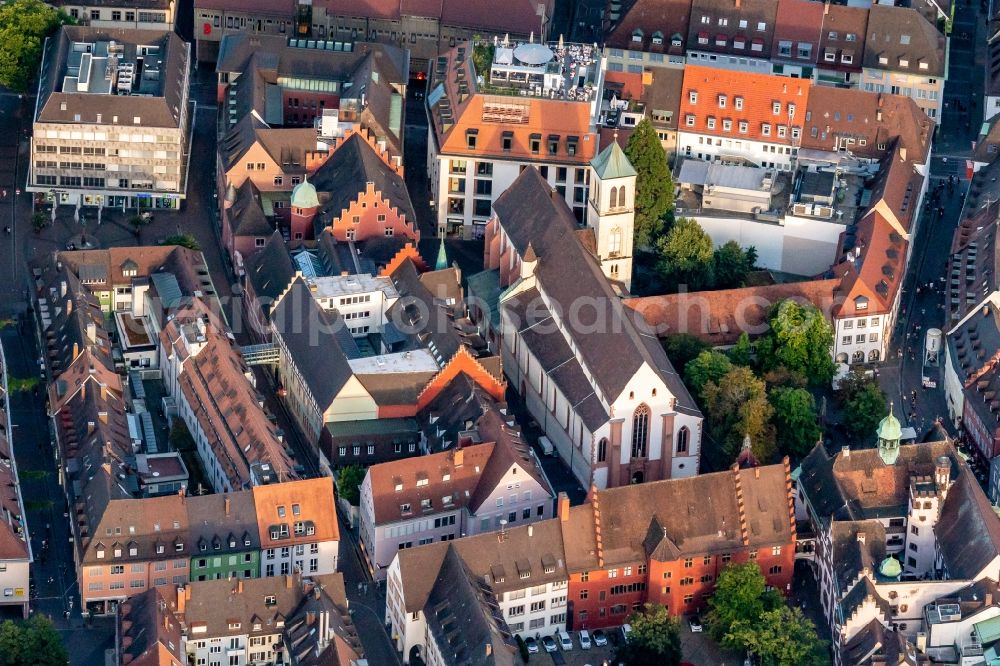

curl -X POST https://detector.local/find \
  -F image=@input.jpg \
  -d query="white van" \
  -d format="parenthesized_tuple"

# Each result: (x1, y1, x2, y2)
(538, 436, 554, 456)
(557, 630, 573, 651)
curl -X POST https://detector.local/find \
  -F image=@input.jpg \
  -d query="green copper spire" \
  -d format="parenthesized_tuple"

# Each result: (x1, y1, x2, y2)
(878, 402, 902, 466)
(435, 235, 448, 271)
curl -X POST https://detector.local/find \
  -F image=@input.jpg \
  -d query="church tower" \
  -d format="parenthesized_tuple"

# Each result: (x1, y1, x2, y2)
(587, 138, 636, 291)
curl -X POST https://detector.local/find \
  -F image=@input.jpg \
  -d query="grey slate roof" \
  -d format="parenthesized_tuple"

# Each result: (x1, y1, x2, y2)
(37, 27, 188, 128)
(228, 179, 272, 238)
(936, 471, 1000, 580)
(271, 278, 358, 410)
(423, 546, 518, 666)
(309, 133, 416, 235)
(245, 231, 296, 316)
(493, 167, 699, 414)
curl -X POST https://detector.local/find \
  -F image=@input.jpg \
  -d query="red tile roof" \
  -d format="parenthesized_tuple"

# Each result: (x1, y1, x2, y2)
(252, 477, 339, 548)
(771, 0, 824, 62)
(833, 210, 908, 317)
(678, 64, 809, 144)
(624, 278, 843, 346)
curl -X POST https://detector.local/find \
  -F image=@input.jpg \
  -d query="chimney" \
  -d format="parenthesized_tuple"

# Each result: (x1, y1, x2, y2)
(72, 342, 80, 361)
(453, 447, 464, 467)
(60, 280, 67, 297)
(177, 586, 188, 614)
(86, 320, 96, 343)
(935, 456, 950, 497)
(224, 496, 231, 517)
(557, 492, 570, 522)
(987, 592, 994, 606)
(841, 446, 850, 458)
(824, 0, 830, 14)
(66, 299, 73, 315)
(857, 531, 866, 545)
(100, 382, 108, 401)
(754, 466, 760, 479)
(735, 0, 741, 7)
(899, 147, 907, 162)
(285, 574, 293, 589)
(528, 525, 533, 537)
(486, 643, 493, 657)
(306, 611, 317, 625)
(237, 579, 244, 594)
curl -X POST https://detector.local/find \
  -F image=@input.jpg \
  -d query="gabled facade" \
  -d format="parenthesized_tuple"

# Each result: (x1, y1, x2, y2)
(359, 407, 555, 579)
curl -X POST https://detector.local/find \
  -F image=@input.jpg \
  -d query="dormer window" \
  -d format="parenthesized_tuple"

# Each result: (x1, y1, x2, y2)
(787, 103, 796, 118)
(129, 546, 137, 557)
(421, 498, 432, 510)
(671, 34, 683, 47)
(466, 129, 478, 149)
(689, 91, 698, 104)
(899, 58, 909, 68)
(723, 119, 733, 131)
(652, 31, 663, 45)
(631, 29, 643, 43)
(739, 120, 748, 133)
(96, 548, 105, 559)
(717, 94, 726, 108)
(761, 124, 771, 137)
(919, 62, 928, 70)
(277, 506, 286, 518)
(828, 31, 838, 40)
(777, 126, 787, 138)
(292, 504, 301, 516)
(772, 102, 781, 115)
(855, 296, 869, 311)
(685, 114, 695, 127)
(400, 503, 412, 514)
(734, 96, 744, 110)
(879, 55, 889, 65)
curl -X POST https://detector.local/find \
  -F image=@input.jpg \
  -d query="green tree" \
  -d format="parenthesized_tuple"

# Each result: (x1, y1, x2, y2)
(0, 0, 72, 92)
(684, 350, 733, 402)
(712, 240, 757, 289)
(770, 386, 821, 458)
(0, 615, 68, 666)
(703, 366, 775, 465)
(5, 377, 39, 393)
(757, 300, 835, 385)
(727, 606, 830, 666)
(624, 118, 673, 248)
(336, 464, 366, 505)
(662, 333, 710, 372)
(706, 562, 781, 647)
(728, 332, 753, 367)
(163, 233, 201, 251)
(655, 217, 714, 289)
(613, 603, 682, 666)
(843, 380, 887, 441)
(762, 366, 808, 390)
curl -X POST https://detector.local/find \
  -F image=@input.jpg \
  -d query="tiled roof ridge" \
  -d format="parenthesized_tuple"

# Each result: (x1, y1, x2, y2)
(732, 464, 750, 546)
(591, 483, 605, 568)
(784, 456, 797, 541)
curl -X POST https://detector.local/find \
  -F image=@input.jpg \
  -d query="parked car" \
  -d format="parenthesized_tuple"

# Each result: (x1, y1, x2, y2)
(524, 637, 539, 654)
(557, 630, 573, 651)
(688, 615, 703, 633)
(592, 629, 608, 646)
(579, 629, 592, 649)
(620, 623, 633, 643)
(542, 635, 558, 653)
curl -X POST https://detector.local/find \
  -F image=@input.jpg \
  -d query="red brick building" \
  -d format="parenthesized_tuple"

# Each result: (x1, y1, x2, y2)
(561, 460, 796, 630)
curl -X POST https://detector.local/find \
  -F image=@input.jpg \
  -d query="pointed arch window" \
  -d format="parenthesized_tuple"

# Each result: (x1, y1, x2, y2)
(609, 226, 622, 256)
(631, 404, 650, 458)
(677, 426, 690, 454)
(597, 438, 608, 463)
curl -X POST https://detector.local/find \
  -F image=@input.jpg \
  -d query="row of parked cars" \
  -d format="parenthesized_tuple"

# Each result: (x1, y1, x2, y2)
(524, 627, 616, 654)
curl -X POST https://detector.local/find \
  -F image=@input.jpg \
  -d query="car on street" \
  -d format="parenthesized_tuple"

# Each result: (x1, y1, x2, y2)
(592, 629, 608, 646)
(524, 637, 539, 654)
(542, 635, 558, 653)
(688, 615, 703, 633)
(557, 630, 573, 651)
(620, 623, 633, 643)
(579, 629, 592, 649)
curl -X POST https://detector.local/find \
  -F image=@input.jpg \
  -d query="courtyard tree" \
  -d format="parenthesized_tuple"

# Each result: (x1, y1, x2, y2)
(684, 350, 733, 402)
(0, 0, 73, 92)
(336, 464, 365, 505)
(712, 240, 758, 289)
(662, 333, 710, 372)
(757, 300, 836, 385)
(655, 216, 714, 289)
(702, 365, 775, 465)
(613, 603, 682, 666)
(770, 386, 822, 458)
(706, 562, 781, 647)
(727, 606, 830, 666)
(624, 118, 673, 248)
(841, 374, 887, 441)
(163, 233, 201, 251)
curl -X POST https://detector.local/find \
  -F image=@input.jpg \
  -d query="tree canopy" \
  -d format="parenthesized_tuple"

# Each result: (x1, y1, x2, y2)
(336, 464, 365, 505)
(663, 334, 711, 374)
(624, 119, 673, 249)
(684, 350, 733, 402)
(712, 240, 758, 289)
(655, 217, 714, 290)
(708, 563, 829, 666)
(613, 603, 682, 666)
(770, 386, 822, 459)
(728, 332, 753, 367)
(703, 365, 775, 465)
(841, 374, 888, 441)
(706, 562, 782, 646)
(727, 606, 830, 666)
(757, 300, 835, 385)
(0, 616, 68, 666)
(0, 0, 72, 92)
